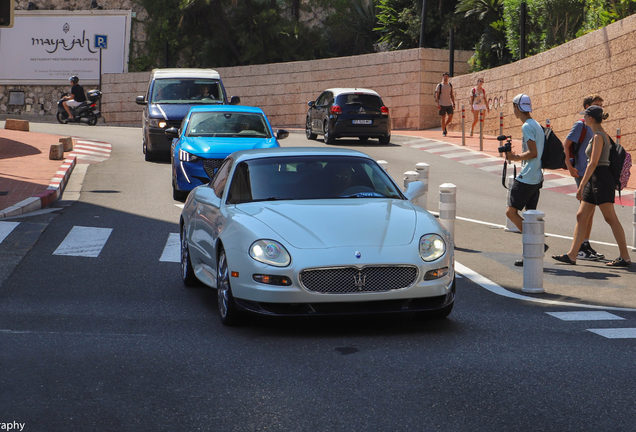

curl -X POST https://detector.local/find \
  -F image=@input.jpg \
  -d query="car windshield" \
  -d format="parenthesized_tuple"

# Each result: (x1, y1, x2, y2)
(226, 156, 405, 204)
(151, 79, 224, 104)
(186, 112, 271, 138)
(337, 94, 383, 107)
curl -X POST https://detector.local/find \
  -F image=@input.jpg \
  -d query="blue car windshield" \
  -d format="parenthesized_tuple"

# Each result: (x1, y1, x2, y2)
(151, 79, 224, 104)
(186, 112, 271, 138)
(226, 156, 405, 204)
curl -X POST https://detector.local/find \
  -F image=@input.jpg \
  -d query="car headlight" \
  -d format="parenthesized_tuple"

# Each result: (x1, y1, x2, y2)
(149, 118, 167, 128)
(419, 234, 446, 262)
(250, 240, 291, 267)
(179, 149, 200, 163)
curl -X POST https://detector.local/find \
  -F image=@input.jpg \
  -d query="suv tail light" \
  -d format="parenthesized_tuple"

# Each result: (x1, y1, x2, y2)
(330, 105, 342, 115)
(381, 106, 389, 116)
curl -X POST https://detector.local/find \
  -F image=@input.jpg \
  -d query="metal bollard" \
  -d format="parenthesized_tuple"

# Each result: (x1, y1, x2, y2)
(377, 160, 388, 171)
(479, 109, 484, 151)
(439, 183, 457, 243)
(617, 128, 621, 145)
(521, 210, 545, 293)
(546, 119, 551, 128)
(499, 112, 503, 136)
(632, 191, 636, 251)
(461, 105, 466, 146)
(415, 163, 430, 211)
(505, 175, 520, 232)
(403, 171, 419, 204)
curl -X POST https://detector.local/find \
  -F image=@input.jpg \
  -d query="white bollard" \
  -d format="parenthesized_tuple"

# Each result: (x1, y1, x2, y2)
(439, 183, 457, 243)
(479, 109, 484, 151)
(499, 112, 503, 137)
(403, 171, 419, 204)
(377, 160, 388, 171)
(521, 210, 545, 293)
(415, 163, 429, 210)
(632, 191, 636, 251)
(505, 175, 520, 232)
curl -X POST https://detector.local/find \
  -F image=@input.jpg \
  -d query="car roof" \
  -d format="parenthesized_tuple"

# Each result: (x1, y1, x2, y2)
(188, 105, 264, 115)
(324, 88, 381, 97)
(151, 68, 221, 80)
(230, 147, 374, 163)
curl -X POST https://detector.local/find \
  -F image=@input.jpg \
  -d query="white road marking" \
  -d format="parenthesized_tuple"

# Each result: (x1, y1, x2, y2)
(53, 226, 112, 257)
(160, 233, 181, 262)
(546, 311, 625, 321)
(174, 204, 185, 209)
(587, 328, 636, 339)
(0, 221, 20, 244)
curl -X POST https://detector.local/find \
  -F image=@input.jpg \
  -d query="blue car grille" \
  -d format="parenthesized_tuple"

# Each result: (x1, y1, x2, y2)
(299, 265, 418, 294)
(202, 159, 225, 179)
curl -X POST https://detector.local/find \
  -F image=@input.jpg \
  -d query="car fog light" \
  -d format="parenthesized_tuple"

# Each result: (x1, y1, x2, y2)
(419, 234, 446, 262)
(424, 267, 449, 280)
(250, 240, 291, 267)
(253, 274, 292, 286)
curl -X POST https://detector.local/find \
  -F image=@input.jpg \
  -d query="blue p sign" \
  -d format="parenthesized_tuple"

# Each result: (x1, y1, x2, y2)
(94, 34, 108, 49)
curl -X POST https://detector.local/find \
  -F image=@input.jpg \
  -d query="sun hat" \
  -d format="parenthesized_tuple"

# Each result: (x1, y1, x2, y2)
(512, 93, 532, 113)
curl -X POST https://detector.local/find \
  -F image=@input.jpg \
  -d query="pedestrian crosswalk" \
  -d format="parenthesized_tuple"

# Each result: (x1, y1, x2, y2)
(1, 221, 180, 262)
(547, 311, 636, 339)
(71, 140, 112, 164)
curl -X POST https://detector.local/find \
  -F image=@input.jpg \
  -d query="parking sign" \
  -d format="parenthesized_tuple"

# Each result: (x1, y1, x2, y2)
(94, 34, 108, 49)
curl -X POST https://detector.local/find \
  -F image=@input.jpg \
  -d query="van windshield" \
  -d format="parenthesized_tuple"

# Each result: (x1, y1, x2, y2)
(151, 79, 225, 104)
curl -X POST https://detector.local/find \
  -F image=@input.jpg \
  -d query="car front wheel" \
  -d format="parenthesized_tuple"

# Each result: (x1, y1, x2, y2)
(217, 248, 242, 326)
(180, 225, 198, 286)
(306, 117, 317, 140)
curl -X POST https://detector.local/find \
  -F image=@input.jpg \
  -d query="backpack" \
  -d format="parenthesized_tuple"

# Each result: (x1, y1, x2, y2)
(541, 127, 566, 170)
(435, 82, 452, 103)
(607, 135, 632, 193)
(570, 120, 587, 163)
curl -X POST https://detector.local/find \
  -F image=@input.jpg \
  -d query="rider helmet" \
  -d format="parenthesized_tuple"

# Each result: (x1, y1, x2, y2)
(69, 76, 79, 84)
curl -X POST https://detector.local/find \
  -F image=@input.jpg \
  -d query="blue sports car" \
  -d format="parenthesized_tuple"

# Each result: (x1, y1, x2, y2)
(167, 106, 288, 201)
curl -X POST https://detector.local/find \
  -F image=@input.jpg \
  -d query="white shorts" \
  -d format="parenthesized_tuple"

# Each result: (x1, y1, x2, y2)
(472, 104, 487, 112)
(66, 100, 82, 108)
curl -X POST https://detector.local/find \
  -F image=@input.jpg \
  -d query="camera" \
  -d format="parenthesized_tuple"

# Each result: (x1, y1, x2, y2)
(497, 135, 512, 153)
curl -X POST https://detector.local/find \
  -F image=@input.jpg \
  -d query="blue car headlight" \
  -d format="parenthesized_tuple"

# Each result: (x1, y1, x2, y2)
(419, 234, 446, 262)
(249, 240, 291, 267)
(179, 149, 200, 163)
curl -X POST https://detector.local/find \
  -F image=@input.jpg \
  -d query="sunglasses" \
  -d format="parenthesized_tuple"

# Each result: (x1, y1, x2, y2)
(478, 80, 484, 83)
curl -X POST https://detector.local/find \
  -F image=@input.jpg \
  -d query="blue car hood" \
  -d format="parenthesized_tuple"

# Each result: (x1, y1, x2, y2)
(180, 136, 279, 157)
(150, 103, 221, 121)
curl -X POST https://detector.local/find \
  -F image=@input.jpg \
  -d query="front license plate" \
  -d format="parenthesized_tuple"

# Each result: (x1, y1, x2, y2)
(352, 119, 372, 125)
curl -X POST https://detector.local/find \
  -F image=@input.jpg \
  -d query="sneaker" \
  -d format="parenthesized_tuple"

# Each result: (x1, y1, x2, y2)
(579, 241, 603, 260)
(443, 130, 447, 136)
(585, 243, 604, 260)
(514, 259, 523, 267)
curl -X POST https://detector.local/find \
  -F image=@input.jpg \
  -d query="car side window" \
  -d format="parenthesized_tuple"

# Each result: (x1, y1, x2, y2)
(316, 92, 328, 107)
(210, 158, 233, 198)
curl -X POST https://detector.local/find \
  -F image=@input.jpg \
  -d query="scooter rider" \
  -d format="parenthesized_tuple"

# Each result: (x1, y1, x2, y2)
(62, 76, 87, 121)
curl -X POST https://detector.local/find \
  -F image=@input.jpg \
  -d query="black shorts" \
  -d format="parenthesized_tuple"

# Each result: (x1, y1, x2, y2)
(439, 105, 454, 116)
(583, 166, 615, 205)
(508, 179, 542, 211)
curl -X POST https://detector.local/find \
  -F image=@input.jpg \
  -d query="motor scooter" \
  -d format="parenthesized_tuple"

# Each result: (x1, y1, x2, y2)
(56, 89, 102, 126)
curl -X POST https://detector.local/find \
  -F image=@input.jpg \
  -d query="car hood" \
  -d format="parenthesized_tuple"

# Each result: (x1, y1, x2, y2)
(150, 103, 222, 121)
(237, 200, 419, 249)
(180, 136, 279, 157)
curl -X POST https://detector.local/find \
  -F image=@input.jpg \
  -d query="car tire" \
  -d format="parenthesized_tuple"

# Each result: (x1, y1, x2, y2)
(180, 225, 198, 287)
(173, 179, 188, 201)
(323, 121, 335, 144)
(306, 117, 317, 140)
(144, 146, 155, 162)
(217, 247, 242, 326)
(379, 135, 391, 145)
(358, 136, 369, 143)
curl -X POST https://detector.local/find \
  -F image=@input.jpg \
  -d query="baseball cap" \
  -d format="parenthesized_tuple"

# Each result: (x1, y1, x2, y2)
(442, 72, 450, 76)
(512, 93, 532, 112)
(582, 105, 604, 121)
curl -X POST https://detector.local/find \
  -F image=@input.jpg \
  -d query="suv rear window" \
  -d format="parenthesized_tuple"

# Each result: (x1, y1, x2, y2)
(336, 94, 383, 108)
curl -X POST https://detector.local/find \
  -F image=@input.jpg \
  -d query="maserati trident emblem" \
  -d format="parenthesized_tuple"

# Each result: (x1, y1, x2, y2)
(355, 251, 361, 259)
(353, 271, 366, 289)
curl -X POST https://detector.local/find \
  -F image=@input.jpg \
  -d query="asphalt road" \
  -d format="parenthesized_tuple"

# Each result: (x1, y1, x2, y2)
(1, 124, 636, 431)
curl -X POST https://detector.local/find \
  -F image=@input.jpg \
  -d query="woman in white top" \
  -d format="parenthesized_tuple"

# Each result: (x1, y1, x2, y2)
(470, 78, 489, 137)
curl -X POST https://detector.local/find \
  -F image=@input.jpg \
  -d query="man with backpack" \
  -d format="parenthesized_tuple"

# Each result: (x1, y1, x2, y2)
(504, 93, 546, 267)
(435, 72, 455, 137)
(562, 95, 605, 260)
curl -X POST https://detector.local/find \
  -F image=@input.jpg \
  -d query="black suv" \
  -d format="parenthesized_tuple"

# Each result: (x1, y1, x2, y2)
(305, 88, 391, 144)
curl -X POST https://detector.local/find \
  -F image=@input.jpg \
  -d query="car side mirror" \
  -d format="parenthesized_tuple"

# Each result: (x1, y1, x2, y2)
(193, 187, 222, 207)
(404, 181, 425, 203)
(165, 127, 179, 139)
(229, 96, 241, 105)
(276, 129, 289, 140)
(135, 95, 147, 105)
(308, 101, 315, 107)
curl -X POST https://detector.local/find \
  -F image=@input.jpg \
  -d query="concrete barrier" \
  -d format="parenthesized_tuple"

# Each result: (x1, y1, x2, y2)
(4, 119, 29, 132)
(59, 137, 74, 152)
(49, 143, 64, 160)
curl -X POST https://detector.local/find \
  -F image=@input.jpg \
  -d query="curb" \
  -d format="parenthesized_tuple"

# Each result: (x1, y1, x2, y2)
(0, 155, 76, 219)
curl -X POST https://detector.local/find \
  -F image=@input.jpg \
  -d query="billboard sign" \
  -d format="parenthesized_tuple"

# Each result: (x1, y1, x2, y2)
(0, 10, 131, 85)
